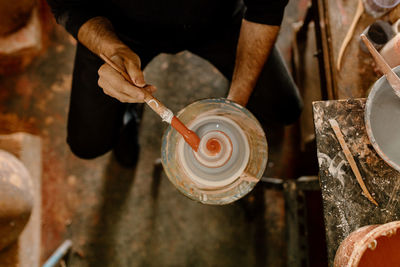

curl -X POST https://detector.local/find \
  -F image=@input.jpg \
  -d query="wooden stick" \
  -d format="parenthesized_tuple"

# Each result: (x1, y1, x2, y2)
(337, 0, 364, 71)
(329, 119, 379, 206)
(99, 53, 174, 123)
(361, 34, 400, 98)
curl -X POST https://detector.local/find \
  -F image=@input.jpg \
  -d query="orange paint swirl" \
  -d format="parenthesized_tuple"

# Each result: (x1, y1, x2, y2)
(205, 138, 221, 155)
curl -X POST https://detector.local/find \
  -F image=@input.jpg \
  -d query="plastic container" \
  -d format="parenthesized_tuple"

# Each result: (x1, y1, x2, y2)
(363, 0, 400, 18)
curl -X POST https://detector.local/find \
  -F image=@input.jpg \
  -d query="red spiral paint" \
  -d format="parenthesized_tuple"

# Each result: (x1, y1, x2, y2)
(205, 138, 221, 156)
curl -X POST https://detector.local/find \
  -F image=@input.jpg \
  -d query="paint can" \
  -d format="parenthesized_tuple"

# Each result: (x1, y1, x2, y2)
(359, 20, 394, 53)
(334, 221, 400, 267)
(365, 65, 400, 172)
(161, 98, 268, 205)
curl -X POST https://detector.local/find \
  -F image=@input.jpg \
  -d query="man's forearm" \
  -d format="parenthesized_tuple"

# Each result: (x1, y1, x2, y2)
(77, 16, 127, 57)
(228, 20, 280, 106)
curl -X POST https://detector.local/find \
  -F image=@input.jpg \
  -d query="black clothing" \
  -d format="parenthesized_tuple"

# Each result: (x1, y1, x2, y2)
(47, 0, 288, 39)
(66, 18, 302, 160)
(47, 0, 302, 161)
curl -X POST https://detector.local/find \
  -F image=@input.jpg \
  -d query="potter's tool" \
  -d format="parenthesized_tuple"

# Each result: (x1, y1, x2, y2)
(337, 0, 364, 71)
(329, 119, 379, 206)
(99, 54, 200, 151)
(361, 34, 400, 98)
(161, 98, 267, 205)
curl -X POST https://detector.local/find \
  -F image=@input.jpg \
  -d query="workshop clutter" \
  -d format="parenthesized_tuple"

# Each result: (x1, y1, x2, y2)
(359, 17, 400, 68)
(363, 0, 400, 18)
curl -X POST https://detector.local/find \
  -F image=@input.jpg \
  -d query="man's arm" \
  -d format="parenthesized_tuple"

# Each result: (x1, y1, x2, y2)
(77, 17, 154, 103)
(227, 0, 288, 106)
(227, 20, 279, 106)
(47, 0, 152, 103)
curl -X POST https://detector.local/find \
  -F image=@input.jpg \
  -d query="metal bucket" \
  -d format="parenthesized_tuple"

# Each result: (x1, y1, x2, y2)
(365, 65, 400, 172)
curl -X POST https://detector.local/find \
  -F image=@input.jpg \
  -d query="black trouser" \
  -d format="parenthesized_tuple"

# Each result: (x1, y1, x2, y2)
(67, 18, 302, 159)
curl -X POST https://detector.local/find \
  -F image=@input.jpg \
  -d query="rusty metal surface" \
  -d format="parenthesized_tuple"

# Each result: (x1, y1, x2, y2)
(317, 0, 400, 99)
(313, 98, 400, 267)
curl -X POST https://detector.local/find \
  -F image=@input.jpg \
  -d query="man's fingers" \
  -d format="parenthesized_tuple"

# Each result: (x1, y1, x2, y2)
(98, 78, 134, 103)
(125, 59, 146, 87)
(98, 63, 145, 102)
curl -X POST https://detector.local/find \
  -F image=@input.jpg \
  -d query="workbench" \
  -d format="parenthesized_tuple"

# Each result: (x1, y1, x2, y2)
(313, 98, 400, 267)
(314, 0, 400, 99)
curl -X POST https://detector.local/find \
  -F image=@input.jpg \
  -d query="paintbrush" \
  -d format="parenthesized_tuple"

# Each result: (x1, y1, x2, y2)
(99, 53, 200, 151)
(361, 34, 400, 99)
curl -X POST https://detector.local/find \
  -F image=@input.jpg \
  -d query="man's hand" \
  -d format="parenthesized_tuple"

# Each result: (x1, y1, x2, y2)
(227, 20, 280, 106)
(97, 46, 156, 103)
(77, 16, 156, 103)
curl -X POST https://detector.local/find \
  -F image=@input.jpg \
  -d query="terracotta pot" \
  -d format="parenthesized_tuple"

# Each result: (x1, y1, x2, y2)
(0, 0, 36, 36)
(0, 150, 34, 251)
(334, 221, 400, 267)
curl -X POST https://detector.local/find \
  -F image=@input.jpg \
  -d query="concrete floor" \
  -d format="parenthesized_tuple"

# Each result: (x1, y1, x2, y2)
(0, 1, 310, 266)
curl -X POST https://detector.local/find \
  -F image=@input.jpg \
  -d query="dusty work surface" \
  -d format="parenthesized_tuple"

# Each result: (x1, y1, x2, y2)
(313, 98, 400, 267)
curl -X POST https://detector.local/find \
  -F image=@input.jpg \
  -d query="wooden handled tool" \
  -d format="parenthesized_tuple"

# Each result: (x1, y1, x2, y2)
(361, 34, 400, 99)
(329, 119, 378, 206)
(337, 0, 364, 71)
(99, 53, 200, 151)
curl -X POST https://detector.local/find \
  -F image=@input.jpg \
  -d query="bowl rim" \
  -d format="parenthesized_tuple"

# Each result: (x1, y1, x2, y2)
(365, 65, 400, 172)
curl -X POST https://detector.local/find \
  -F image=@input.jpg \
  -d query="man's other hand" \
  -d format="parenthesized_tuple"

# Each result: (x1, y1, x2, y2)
(97, 46, 156, 103)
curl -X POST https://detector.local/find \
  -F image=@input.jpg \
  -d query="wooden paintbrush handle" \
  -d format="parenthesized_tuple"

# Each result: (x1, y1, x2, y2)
(361, 34, 400, 98)
(142, 92, 174, 123)
(99, 53, 174, 123)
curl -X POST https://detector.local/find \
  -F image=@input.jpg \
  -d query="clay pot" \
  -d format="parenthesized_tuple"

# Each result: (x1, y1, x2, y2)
(0, 150, 34, 251)
(334, 221, 400, 267)
(0, 0, 36, 36)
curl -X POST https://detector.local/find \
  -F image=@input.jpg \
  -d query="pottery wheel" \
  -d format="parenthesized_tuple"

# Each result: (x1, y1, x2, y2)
(161, 98, 268, 205)
(178, 115, 250, 188)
